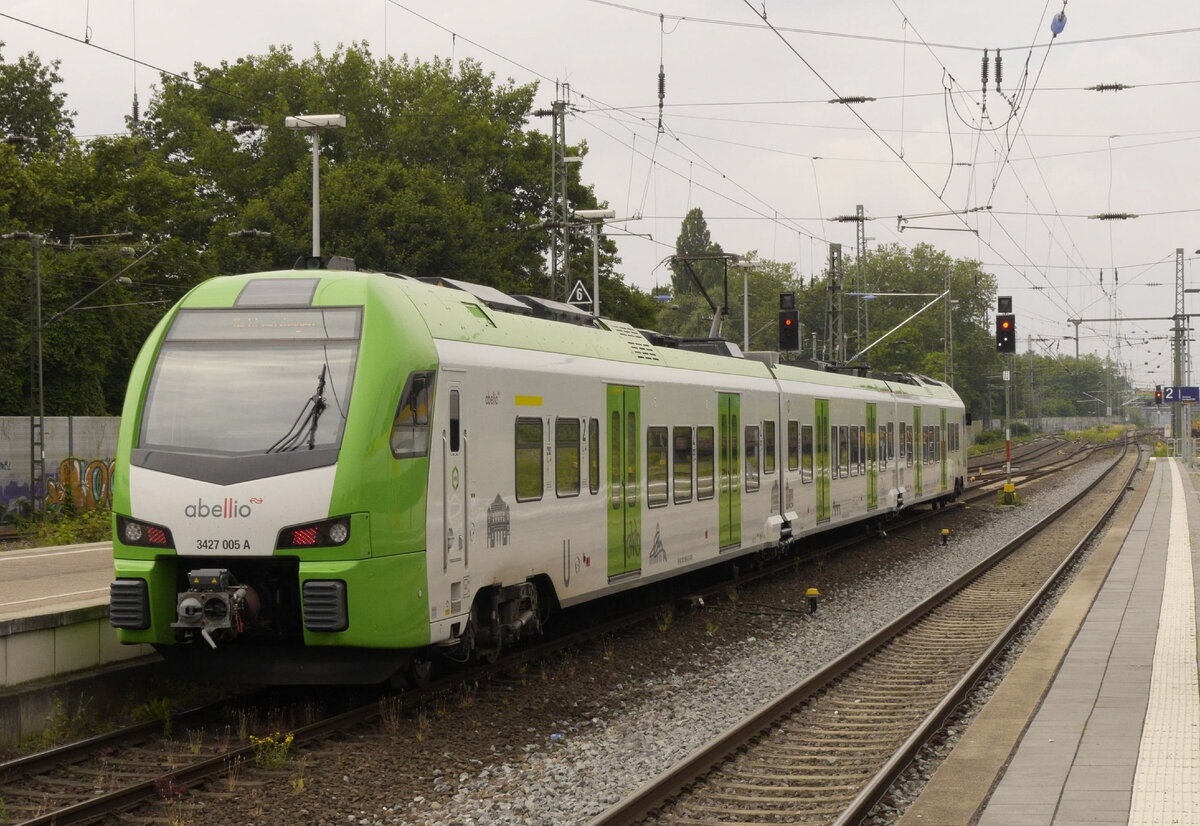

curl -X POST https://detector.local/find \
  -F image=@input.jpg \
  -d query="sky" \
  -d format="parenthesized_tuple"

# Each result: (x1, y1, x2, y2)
(3, 0, 1199, 387)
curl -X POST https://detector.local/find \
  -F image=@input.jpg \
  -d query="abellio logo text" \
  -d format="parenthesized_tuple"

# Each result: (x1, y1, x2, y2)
(184, 497, 262, 519)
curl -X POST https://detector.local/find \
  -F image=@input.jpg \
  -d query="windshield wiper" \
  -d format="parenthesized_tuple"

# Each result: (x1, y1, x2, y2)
(266, 366, 329, 453)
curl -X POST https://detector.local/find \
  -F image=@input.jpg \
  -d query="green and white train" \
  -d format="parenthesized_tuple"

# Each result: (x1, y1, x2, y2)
(109, 267, 968, 684)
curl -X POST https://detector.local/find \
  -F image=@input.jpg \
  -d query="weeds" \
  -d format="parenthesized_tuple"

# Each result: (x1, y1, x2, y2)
(248, 731, 294, 769)
(186, 729, 204, 756)
(379, 695, 405, 735)
(656, 604, 674, 632)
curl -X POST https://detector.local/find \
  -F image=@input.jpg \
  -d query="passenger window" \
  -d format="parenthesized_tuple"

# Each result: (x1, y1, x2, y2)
(390, 371, 434, 459)
(878, 425, 887, 470)
(555, 418, 580, 497)
(859, 425, 867, 475)
(626, 412, 637, 506)
(763, 420, 776, 474)
(745, 425, 760, 492)
(449, 390, 460, 453)
(609, 411, 621, 508)
(696, 426, 715, 500)
(647, 427, 668, 508)
(849, 426, 859, 477)
(787, 420, 799, 471)
(839, 425, 850, 478)
(831, 426, 839, 480)
(589, 418, 600, 495)
(673, 426, 693, 503)
(801, 424, 813, 483)
(515, 417, 543, 501)
(905, 424, 914, 467)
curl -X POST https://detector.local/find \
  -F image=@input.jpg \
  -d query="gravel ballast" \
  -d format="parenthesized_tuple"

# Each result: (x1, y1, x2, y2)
(197, 458, 1118, 826)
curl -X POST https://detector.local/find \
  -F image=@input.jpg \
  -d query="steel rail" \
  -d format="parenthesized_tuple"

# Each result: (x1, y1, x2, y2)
(588, 436, 1135, 826)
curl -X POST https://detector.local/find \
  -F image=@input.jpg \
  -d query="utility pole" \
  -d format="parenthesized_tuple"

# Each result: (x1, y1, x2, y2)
(944, 264, 953, 386)
(535, 87, 571, 301)
(855, 205, 866, 346)
(826, 243, 845, 364)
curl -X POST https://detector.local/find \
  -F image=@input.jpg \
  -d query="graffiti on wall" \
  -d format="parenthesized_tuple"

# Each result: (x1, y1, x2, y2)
(46, 458, 116, 510)
(0, 458, 115, 514)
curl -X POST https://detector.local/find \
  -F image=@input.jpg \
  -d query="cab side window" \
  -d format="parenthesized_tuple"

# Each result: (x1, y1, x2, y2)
(390, 371, 434, 458)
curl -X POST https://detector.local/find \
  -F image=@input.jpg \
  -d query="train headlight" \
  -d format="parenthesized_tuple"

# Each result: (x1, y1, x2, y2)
(276, 516, 352, 549)
(116, 515, 175, 549)
(327, 522, 349, 545)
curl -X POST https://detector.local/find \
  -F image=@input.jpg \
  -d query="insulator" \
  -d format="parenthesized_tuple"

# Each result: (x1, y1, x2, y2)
(658, 66, 665, 102)
(994, 51, 1003, 91)
(981, 50, 988, 86)
(132, 91, 139, 125)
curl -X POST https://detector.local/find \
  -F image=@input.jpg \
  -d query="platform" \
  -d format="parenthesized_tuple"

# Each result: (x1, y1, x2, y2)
(0, 540, 150, 688)
(898, 456, 1200, 825)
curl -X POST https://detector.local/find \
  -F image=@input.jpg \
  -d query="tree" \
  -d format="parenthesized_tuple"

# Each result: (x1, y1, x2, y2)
(0, 45, 75, 159)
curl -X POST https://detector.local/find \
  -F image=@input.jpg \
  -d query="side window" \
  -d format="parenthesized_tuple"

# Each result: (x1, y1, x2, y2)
(647, 426, 669, 508)
(609, 411, 621, 508)
(887, 422, 895, 465)
(588, 418, 600, 495)
(905, 423, 914, 467)
(449, 390, 460, 453)
(878, 425, 887, 470)
(555, 418, 580, 497)
(787, 420, 799, 471)
(849, 425, 859, 477)
(515, 417, 543, 501)
(859, 425, 867, 475)
(839, 425, 850, 478)
(696, 426, 715, 500)
(390, 371, 434, 459)
(801, 424, 814, 483)
(626, 412, 638, 506)
(831, 426, 840, 480)
(763, 420, 776, 474)
(745, 425, 760, 492)
(673, 426, 693, 504)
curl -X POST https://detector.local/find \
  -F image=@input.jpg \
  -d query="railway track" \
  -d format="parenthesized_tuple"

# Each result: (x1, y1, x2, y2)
(4, 438, 1124, 825)
(589, 436, 1139, 826)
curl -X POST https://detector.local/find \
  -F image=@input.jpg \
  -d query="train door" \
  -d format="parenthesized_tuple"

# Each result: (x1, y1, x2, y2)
(718, 392, 741, 550)
(441, 382, 468, 612)
(815, 399, 830, 522)
(913, 407, 923, 495)
(607, 385, 641, 580)
(866, 403, 877, 510)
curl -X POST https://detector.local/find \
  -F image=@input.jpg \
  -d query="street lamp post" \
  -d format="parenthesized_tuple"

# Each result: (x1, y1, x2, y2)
(284, 114, 346, 260)
(572, 209, 615, 316)
(729, 257, 758, 351)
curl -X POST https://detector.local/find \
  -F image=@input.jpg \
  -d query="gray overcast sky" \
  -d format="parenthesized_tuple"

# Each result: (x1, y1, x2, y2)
(4, 0, 1200, 383)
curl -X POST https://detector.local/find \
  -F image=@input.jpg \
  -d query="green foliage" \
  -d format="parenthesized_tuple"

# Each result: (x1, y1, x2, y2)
(0, 43, 660, 416)
(21, 506, 112, 547)
(249, 731, 295, 768)
(21, 695, 105, 751)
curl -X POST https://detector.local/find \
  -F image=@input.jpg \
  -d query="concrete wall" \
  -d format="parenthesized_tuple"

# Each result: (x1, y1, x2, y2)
(0, 416, 120, 518)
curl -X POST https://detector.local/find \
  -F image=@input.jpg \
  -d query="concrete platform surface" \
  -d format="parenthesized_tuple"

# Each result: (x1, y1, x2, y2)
(898, 457, 1200, 825)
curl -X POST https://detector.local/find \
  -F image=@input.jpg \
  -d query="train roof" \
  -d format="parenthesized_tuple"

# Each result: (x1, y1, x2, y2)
(186, 268, 962, 401)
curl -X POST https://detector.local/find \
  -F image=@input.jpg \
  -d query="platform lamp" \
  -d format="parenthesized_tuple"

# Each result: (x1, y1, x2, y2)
(284, 114, 346, 262)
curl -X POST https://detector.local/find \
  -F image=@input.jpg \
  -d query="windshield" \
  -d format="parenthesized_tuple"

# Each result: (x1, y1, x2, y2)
(139, 308, 360, 457)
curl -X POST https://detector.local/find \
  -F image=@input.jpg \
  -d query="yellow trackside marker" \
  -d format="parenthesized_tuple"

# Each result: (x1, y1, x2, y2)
(805, 587, 821, 614)
(941, 528, 951, 545)
(514, 395, 543, 407)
